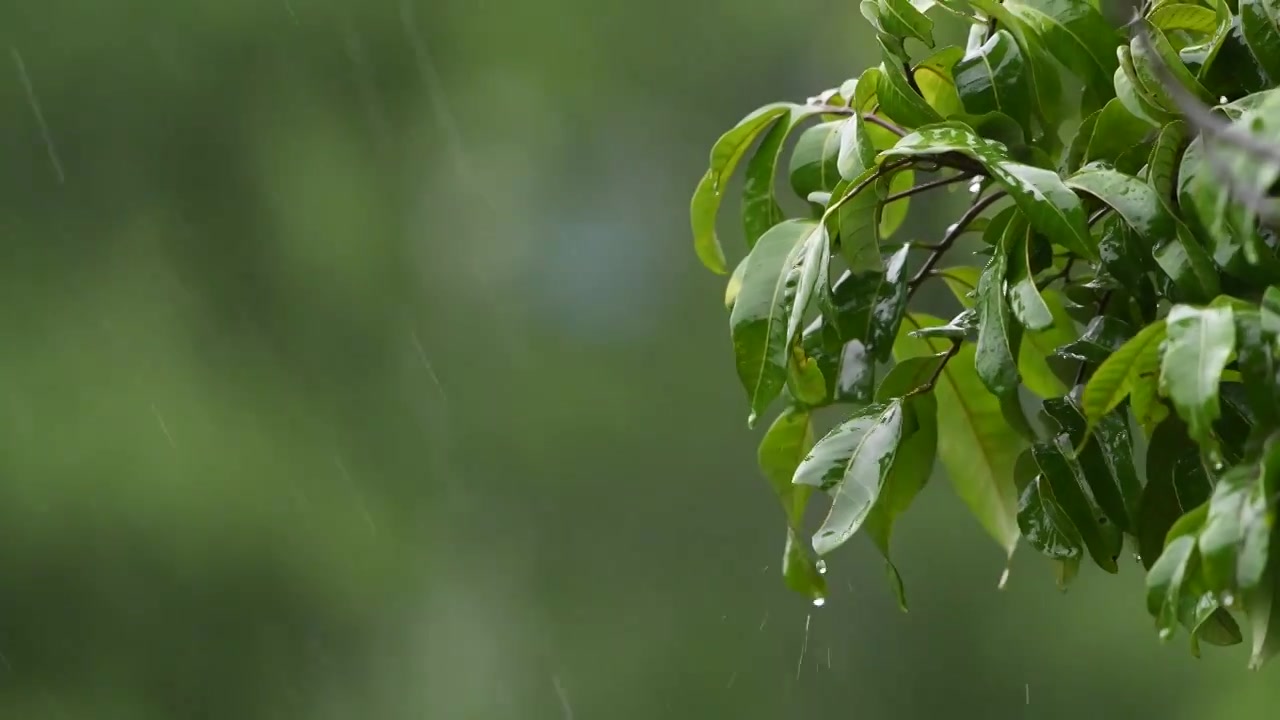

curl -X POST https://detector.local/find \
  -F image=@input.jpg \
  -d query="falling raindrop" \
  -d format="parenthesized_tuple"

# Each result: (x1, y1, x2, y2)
(1222, 591, 1236, 608)
(812, 596, 826, 608)
(815, 559, 827, 575)
(969, 180, 982, 194)
(997, 566, 1011, 590)
(1219, 96, 1229, 104)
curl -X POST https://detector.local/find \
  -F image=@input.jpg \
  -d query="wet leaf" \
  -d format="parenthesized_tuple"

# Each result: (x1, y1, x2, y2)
(1005, 0, 1119, 110)
(975, 214, 1024, 397)
(789, 121, 844, 201)
(1161, 303, 1236, 451)
(731, 220, 821, 423)
(954, 29, 1033, 132)
(1033, 434, 1122, 572)
(1042, 394, 1142, 531)
(796, 400, 906, 556)
(877, 40, 945, 128)
(896, 314, 1025, 554)
(1082, 319, 1168, 424)
(1020, 289, 1076, 398)
(882, 123, 1097, 260)
(1241, 0, 1280, 82)
(692, 103, 791, 273)
(1018, 473, 1085, 561)
(743, 106, 826, 246)
(760, 408, 827, 601)
(1066, 166, 1219, 302)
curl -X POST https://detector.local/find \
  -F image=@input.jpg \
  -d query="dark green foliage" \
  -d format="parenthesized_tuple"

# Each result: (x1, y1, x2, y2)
(690, 0, 1280, 667)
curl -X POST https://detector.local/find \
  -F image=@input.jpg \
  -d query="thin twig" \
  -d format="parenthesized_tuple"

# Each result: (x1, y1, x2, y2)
(862, 114, 908, 138)
(907, 191, 1008, 299)
(906, 338, 963, 397)
(825, 159, 914, 215)
(883, 172, 976, 203)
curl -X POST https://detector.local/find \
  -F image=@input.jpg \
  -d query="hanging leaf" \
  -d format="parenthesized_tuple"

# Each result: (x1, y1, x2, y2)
(1042, 394, 1142, 532)
(975, 214, 1024, 397)
(866, 357, 944, 610)
(1066, 165, 1220, 302)
(743, 106, 826, 246)
(1018, 473, 1085, 561)
(692, 103, 791, 273)
(759, 408, 827, 600)
(1032, 434, 1122, 572)
(896, 314, 1025, 555)
(730, 220, 821, 424)
(913, 46, 966, 118)
(795, 400, 907, 556)
(1240, 0, 1280, 82)
(789, 121, 845, 201)
(1082, 319, 1169, 425)
(1004, 0, 1119, 110)
(1129, 19, 1216, 112)
(954, 29, 1033, 133)
(877, 0, 935, 51)
(1150, 4, 1220, 36)
(1160, 303, 1236, 452)
(1079, 99, 1155, 172)
(1056, 316, 1133, 364)
(877, 40, 945, 128)
(1020, 289, 1076, 398)
(967, 0, 1065, 138)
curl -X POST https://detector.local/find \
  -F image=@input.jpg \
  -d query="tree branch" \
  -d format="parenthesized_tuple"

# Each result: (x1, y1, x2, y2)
(883, 172, 976, 204)
(907, 191, 1007, 299)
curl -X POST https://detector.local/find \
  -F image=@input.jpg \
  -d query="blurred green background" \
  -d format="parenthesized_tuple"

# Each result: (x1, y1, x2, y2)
(0, 0, 1276, 717)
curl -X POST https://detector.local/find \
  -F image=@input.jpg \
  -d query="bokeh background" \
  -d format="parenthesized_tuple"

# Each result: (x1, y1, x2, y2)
(0, 0, 1274, 717)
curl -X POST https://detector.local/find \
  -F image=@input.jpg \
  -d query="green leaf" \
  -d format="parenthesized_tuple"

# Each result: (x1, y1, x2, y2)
(897, 314, 1025, 554)
(1114, 47, 1169, 128)
(954, 29, 1033, 133)
(968, 0, 1065, 139)
(760, 407, 827, 601)
(692, 103, 791, 273)
(1004, 0, 1119, 109)
(1020, 289, 1076, 398)
(1056, 316, 1133, 364)
(868, 363, 941, 610)
(1139, 417, 1214, 570)
(1033, 434, 1122, 572)
(829, 244, 912, 363)
(829, 168, 885, 273)
(882, 124, 1098, 261)
(837, 72, 882, 180)
(1042, 394, 1142, 532)
(1082, 319, 1169, 424)
(1160, 303, 1237, 451)
(1150, 4, 1220, 36)
(795, 400, 906, 556)
(1235, 307, 1280, 429)
(877, 40, 946, 128)
(878, 0, 935, 50)
(789, 121, 844, 200)
(1199, 464, 1273, 594)
(1079, 99, 1155, 172)
(743, 106, 825, 247)
(975, 214, 1024, 397)
(730, 220, 820, 424)
(1129, 19, 1216, 111)
(1018, 473, 1086, 561)
(1006, 223, 1053, 331)
(1147, 535, 1198, 639)
(1065, 166, 1219, 302)
(880, 168, 916, 238)
(913, 46, 966, 118)
(1147, 121, 1189, 203)
(1240, 0, 1280, 82)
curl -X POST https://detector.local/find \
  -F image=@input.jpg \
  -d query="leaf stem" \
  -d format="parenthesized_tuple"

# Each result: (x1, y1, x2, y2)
(907, 191, 1007, 299)
(883, 172, 976, 204)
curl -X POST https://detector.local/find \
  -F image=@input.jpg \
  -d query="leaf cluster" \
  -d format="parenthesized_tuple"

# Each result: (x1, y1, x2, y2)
(691, 0, 1280, 666)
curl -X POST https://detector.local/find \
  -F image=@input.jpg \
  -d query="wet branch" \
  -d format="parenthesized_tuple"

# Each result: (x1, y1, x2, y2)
(907, 191, 1007, 300)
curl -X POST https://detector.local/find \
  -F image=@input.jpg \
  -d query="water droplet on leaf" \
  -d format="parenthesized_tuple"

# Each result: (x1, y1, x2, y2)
(816, 559, 827, 575)
(812, 596, 826, 608)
